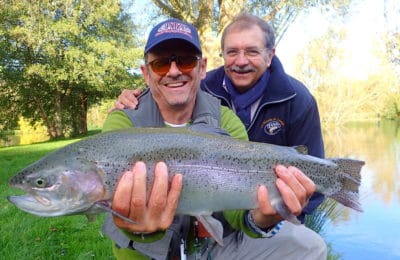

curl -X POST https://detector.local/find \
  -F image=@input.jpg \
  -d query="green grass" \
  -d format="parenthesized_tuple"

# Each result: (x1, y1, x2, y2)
(0, 138, 114, 259)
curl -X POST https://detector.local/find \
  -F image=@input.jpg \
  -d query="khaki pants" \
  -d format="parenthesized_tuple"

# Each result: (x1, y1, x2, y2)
(188, 221, 327, 260)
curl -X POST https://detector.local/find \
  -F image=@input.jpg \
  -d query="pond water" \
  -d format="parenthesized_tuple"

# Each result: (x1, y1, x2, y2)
(321, 121, 400, 259)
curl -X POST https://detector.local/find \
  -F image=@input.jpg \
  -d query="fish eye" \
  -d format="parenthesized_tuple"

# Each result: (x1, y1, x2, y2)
(34, 178, 47, 188)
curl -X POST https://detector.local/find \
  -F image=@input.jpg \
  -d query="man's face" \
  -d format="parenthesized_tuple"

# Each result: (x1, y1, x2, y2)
(222, 25, 274, 93)
(141, 40, 206, 110)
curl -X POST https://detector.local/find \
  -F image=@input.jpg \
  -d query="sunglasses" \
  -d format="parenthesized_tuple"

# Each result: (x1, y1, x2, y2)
(146, 55, 200, 76)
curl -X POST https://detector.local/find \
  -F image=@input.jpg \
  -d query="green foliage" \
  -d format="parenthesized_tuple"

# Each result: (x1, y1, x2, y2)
(87, 99, 116, 129)
(293, 22, 398, 125)
(0, 0, 144, 139)
(382, 1, 400, 120)
(0, 81, 19, 142)
(383, 0, 400, 74)
(0, 136, 114, 259)
(16, 117, 49, 145)
(384, 99, 400, 120)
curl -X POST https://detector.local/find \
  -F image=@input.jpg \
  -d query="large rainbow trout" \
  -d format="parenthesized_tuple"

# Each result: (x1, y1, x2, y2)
(8, 127, 364, 245)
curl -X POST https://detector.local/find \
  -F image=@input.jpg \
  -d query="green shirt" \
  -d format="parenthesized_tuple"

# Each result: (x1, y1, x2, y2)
(103, 106, 248, 141)
(103, 106, 261, 259)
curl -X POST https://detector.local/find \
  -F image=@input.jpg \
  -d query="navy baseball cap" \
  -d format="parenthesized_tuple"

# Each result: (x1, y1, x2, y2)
(144, 18, 202, 54)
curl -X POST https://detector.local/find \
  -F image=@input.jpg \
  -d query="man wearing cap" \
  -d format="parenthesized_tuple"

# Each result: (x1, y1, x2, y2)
(102, 18, 326, 260)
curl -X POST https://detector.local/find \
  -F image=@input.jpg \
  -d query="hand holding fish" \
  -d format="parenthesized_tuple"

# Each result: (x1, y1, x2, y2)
(253, 165, 316, 228)
(112, 160, 315, 234)
(112, 161, 183, 234)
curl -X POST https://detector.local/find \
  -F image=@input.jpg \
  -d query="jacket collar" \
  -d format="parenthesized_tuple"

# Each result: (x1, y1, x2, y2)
(203, 56, 296, 106)
(133, 88, 221, 127)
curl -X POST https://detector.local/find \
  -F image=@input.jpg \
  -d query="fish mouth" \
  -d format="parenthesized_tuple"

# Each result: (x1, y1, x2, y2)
(7, 194, 57, 216)
(8, 182, 51, 206)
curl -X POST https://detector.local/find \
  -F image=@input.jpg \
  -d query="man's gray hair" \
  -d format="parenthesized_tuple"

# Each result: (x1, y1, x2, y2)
(221, 12, 276, 50)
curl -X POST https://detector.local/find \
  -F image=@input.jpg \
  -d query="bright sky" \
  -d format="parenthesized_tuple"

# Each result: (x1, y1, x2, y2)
(278, 0, 387, 80)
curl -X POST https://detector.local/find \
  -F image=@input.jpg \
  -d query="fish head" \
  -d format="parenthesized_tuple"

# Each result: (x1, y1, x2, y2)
(8, 156, 106, 217)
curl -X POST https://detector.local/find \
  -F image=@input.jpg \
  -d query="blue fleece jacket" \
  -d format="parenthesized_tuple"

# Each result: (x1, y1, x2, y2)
(201, 56, 325, 221)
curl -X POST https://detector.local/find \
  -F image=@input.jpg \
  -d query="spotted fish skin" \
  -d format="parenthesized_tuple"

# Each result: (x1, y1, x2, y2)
(8, 127, 364, 221)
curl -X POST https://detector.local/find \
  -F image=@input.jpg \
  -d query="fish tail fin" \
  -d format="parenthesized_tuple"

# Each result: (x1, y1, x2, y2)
(330, 158, 364, 212)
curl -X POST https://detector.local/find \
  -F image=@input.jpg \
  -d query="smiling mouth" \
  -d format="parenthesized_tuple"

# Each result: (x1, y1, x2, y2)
(233, 71, 251, 75)
(229, 67, 255, 74)
(165, 82, 186, 88)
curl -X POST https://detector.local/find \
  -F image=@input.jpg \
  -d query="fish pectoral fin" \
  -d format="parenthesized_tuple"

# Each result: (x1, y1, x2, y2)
(196, 215, 224, 246)
(272, 199, 301, 225)
(94, 201, 138, 225)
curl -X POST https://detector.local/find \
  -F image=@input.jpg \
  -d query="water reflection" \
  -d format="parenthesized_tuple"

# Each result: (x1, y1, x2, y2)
(322, 121, 400, 259)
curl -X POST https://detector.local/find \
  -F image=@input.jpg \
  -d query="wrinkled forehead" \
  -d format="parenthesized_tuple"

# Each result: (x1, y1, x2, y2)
(225, 26, 266, 47)
(222, 24, 267, 49)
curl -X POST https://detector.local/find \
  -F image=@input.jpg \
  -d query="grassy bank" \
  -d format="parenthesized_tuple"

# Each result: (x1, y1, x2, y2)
(0, 138, 114, 259)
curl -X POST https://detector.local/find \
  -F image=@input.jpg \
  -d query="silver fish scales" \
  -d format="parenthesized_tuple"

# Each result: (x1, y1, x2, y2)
(8, 127, 364, 245)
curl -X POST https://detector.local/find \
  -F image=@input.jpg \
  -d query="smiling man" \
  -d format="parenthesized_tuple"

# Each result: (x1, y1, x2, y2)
(202, 14, 326, 223)
(102, 17, 325, 260)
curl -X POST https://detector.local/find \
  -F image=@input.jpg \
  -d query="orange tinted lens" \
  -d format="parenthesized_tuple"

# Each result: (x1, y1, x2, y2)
(176, 56, 199, 72)
(149, 58, 171, 75)
(148, 56, 199, 75)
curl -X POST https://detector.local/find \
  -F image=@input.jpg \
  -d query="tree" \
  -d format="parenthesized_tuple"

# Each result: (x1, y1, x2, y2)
(384, 0, 400, 73)
(0, 82, 19, 143)
(294, 24, 395, 125)
(145, 0, 352, 68)
(383, 0, 400, 120)
(0, 0, 143, 139)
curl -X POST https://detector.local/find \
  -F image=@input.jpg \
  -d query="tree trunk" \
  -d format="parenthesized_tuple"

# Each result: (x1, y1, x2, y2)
(78, 91, 88, 135)
(35, 95, 64, 139)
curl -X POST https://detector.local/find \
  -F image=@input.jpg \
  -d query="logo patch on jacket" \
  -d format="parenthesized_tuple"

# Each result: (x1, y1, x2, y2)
(262, 118, 285, 136)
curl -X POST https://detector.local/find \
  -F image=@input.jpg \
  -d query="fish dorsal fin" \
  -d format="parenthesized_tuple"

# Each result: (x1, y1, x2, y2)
(196, 215, 224, 246)
(294, 145, 308, 155)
